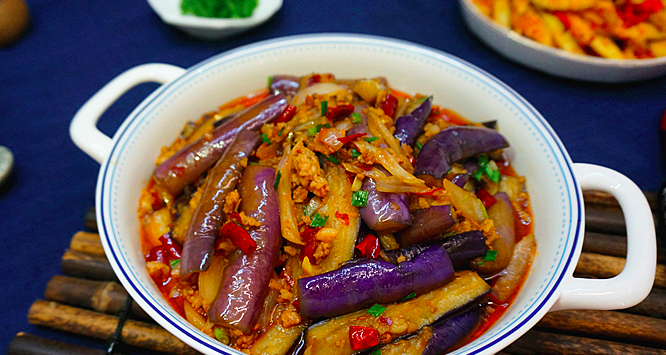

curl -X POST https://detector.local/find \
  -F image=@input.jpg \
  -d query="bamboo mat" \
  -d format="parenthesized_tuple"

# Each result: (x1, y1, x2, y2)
(7, 191, 666, 355)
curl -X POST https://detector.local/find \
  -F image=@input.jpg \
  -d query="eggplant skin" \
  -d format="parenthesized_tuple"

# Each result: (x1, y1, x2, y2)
(270, 75, 300, 97)
(395, 205, 456, 247)
(359, 177, 412, 232)
(385, 231, 487, 269)
(180, 130, 261, 277)
(393, 97, 433, 147)
(298, 244, 454, 320)
(207, 165, 282, 334)
(414, 126, 509, 179)
(422, 310, 480, 355)
(154, 94, 287, 196)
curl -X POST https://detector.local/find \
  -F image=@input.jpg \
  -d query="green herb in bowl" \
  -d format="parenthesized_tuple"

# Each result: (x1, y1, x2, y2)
(181, 0, 258, 18)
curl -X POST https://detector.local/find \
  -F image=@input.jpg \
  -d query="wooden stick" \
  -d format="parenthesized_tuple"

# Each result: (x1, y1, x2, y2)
(537, 310, 666, 346)
(574, 252, 666, 289)
(45, 275, 150, 320)
(7, 332, 117, 355)
(70, 231, 105, 256)
(583, 190, 658, 235)
(583, 190, 657, 210)
(85, 206, 98, 232)
(625, 287, 666, 319)
(61, 249, 117, 282)
(582, 232, 666, 264)
(504, 329, 666, 355)
(27, 300, 199, 355)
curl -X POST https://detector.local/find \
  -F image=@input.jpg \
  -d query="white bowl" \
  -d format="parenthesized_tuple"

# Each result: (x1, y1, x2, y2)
(459, 0, 666, 83)
(146, 0, 282, 40)
(70, 34, 656, 355)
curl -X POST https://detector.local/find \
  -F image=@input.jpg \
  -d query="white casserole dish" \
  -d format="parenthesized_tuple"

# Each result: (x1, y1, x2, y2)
(459, 0, 666, 83)
(70, 34, 656, 355)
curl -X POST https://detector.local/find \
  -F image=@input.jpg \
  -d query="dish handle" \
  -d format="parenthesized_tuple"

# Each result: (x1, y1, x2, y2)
(69, 63, 186, 163)
(551, 163, 656, 311)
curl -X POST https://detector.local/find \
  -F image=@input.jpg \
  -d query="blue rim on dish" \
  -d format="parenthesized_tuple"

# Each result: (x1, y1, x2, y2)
(97, 34, 581, 354)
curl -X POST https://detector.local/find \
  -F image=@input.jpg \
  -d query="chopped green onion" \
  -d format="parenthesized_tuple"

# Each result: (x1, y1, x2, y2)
(261, 133, 271, 145)
(321, 101, 328, 116)
(484, 250, 498, 261)
(364, 137, 379, 142)
(315, 123, 332, 132)
(169, 259, 180, 269)
(273, 171, 282, 190)
(213, 327, 230, 345)
(351, 112, 361, 123)
(248, 161, 260, 166)
(370, 349, 382, 355)
(416, 142, 423, 150)
(488, 169, 501, 183)
(351, 148, 361, 158)
(477, 155, 489, 169)
(401, 292, 416, 301)
(367, 304, 386, 317)
(473, 169, 485, 181)
(351, 190, 369, 207)
(326, 154, 340, 165)
(307, 126, 318, 136)
(310, 213, 329, 227)
(268, 75, 273, 88)
(278, 127, 285, 136)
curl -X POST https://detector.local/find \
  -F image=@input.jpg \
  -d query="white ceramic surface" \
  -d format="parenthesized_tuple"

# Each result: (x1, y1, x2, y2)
(459, 0, 666, 83)
(70, 34, 656, 355)
(147, 0, 282, 40)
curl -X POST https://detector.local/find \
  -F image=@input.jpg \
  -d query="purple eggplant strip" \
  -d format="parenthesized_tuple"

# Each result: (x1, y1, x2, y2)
(154, 94, 287, 196)
(298, 244, 454, 319)
(414, 126, 509, 179)
(394, 97, 433, 147)
(395, 205, 456, 247)
(270, 75, 300, 97)
(179, 130, 261, 277)
(385, 231, 487, 268)
(422, 310, 480, 355)
(359, 176, 411, 232)
(208, 165, 282, 334)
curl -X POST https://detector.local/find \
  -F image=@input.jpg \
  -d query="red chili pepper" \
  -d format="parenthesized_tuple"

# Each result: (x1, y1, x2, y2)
(336, 132, 367, 145)
(149, 188, 166, 210)
(476, 188, 497, 209)
(146, 245, 167, 263)
(356, 234, 380, 259)
(229, 212, 242, 224)
(159, 233, 182, 260)
(326, 104, 355, 119)
(617, 0, 663, 27)
(379, 316, 393, 326)
(220, 222, 257, 255)
(335, 211, 350, 226)
(412, 187, 443, 196)
(381, 94, 398, 118)
(349, 326, 380, 351)
(276, 105, 297, 123)
(552, 11, 571, 30)
(299, 225, 321, 261)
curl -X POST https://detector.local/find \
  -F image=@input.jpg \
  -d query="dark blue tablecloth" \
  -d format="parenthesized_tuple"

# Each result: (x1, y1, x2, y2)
(2, 0, 665, 352)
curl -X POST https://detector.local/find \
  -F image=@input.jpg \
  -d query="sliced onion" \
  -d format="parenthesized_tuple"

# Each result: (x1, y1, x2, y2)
(278, 141, 303, 244)
(293, 82, 346, 104)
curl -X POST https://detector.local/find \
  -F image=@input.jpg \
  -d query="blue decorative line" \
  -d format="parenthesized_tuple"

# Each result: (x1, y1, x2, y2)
(98, 34, 581, 355)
